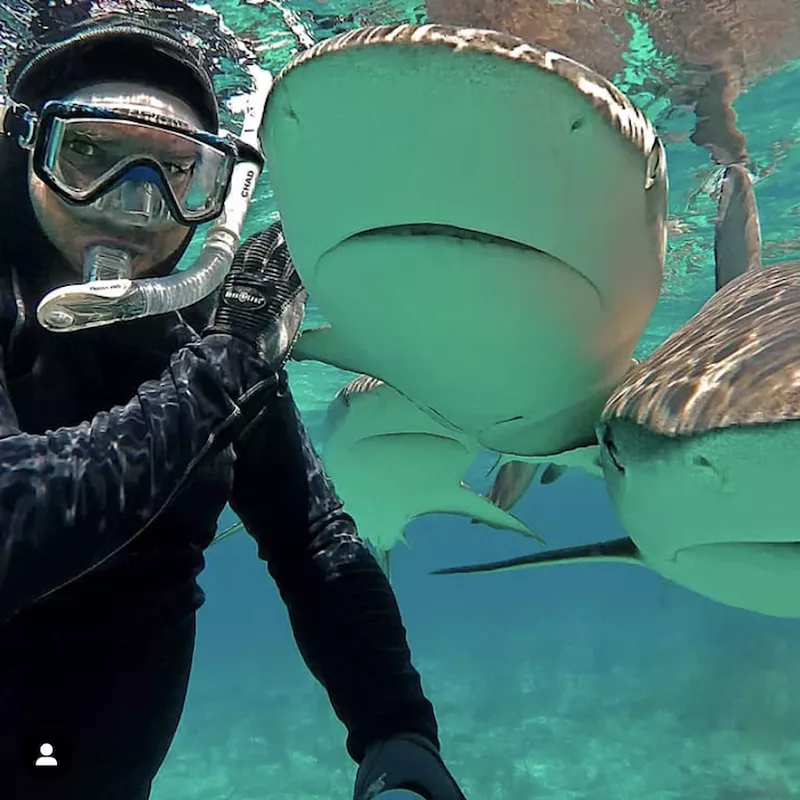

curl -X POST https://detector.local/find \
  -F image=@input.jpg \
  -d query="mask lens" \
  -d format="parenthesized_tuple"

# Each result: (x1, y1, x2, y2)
(40, 115, 233, 222)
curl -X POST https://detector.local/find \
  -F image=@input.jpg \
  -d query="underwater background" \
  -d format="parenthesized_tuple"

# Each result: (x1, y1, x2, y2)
(4, 0, 800, 797)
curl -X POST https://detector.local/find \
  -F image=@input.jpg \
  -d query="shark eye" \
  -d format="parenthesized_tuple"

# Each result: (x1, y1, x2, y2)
(645, 141, 663, 190)
(601, 425, 625, 474)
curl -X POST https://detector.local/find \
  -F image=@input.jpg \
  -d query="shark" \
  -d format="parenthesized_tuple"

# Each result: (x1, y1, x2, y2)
(317, 373, 541, 576)
(259, 23, 667, 463)
(207, 371, 540, 565)
(434, 163, 800, 619)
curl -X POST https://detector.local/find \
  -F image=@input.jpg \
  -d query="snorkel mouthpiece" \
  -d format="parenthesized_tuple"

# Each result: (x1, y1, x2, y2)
(83, 245, 133, 281)
(36, 65, 273, 332)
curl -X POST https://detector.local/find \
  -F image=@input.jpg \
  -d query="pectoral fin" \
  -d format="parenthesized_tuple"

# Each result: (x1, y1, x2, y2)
(540, 464, 567, 485)
(292, 326, 373, 376)
(497, 444, 603, 480)
(440, 485, 545, 544)
(485, 461, 540, 511)
(432, 537, 642, 575)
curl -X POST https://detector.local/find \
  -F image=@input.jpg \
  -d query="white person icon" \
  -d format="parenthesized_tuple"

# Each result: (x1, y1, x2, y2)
(34, 742, 58, 767)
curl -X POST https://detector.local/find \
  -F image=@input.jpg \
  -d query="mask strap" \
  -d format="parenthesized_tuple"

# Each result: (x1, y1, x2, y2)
(0, 97, 36, 149)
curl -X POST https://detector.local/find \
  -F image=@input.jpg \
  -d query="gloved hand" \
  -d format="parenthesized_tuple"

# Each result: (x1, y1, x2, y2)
(354, 734, 467, 800)
(205, 221, 307, 371)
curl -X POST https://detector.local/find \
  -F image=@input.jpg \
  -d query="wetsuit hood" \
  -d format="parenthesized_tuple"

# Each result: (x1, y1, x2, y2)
(7, 18, 218, 130)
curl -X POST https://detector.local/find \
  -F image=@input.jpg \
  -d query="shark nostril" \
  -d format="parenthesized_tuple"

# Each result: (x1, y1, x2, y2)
(601, 425, 625, 474)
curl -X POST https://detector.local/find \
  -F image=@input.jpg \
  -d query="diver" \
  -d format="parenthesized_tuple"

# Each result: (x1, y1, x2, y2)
(0, 17, 466, 800)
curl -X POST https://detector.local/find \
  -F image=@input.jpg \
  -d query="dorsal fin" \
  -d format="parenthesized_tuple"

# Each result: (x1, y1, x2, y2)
(714, 163, 762, 291)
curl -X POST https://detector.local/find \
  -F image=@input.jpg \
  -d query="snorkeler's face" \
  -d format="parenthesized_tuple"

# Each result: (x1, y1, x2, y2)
(28, 162, 191, 278)
(27, 82, 203, 279)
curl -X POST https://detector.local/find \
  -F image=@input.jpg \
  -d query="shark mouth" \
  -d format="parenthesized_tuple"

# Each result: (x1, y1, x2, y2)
(343, 223, 600, 303)
(342, 222, 603, 319)
(346, 223, 554, 254)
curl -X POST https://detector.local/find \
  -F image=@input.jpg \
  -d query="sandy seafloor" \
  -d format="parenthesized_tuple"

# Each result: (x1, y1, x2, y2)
(151, 439, 800, 800)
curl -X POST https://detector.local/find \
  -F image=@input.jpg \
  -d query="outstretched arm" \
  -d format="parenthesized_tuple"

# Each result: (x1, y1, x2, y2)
(230, 376, 439, 762)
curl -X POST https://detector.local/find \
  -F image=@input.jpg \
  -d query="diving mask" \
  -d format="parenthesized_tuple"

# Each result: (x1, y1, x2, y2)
(8, 86, 260, 227)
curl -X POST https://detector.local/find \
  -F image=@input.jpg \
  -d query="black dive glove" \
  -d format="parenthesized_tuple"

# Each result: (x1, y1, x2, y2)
(354, 734, 467, 800)
(205, 221, 306, 370)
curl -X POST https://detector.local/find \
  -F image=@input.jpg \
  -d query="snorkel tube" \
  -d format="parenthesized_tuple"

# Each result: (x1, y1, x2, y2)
(36, 63, 273, 332)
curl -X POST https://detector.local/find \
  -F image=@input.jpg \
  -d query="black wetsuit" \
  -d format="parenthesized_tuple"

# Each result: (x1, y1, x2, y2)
(0, 264, 438, 799)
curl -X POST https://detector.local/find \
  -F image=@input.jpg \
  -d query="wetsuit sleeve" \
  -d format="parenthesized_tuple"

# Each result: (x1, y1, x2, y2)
(0, 334, 276, 622)
(229, 374, 440, 762)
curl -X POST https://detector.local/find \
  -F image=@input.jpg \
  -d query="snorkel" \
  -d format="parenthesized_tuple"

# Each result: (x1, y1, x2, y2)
(33, 62, 272, 332)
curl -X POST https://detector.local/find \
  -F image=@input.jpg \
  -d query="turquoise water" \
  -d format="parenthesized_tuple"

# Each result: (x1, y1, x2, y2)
(6, 1, 800, 797)
(168, 5, 800, 797)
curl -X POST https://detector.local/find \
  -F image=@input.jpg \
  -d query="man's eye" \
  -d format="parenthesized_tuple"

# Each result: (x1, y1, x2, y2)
(67, 138, 98, 157)
(164, 161, 194, 176)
